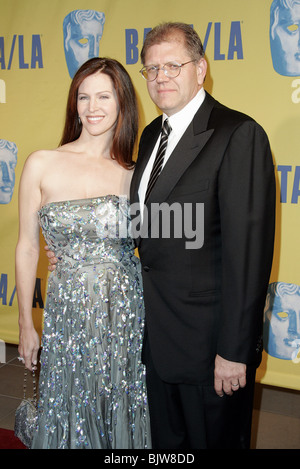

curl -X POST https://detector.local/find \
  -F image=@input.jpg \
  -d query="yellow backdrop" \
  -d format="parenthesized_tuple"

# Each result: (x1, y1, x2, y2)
(0, 0, 299, 390)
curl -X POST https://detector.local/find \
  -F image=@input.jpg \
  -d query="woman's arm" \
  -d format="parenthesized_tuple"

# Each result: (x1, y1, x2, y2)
(15, 152, 43, 370)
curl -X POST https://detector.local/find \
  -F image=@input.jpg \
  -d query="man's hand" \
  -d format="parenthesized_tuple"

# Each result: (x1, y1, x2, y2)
(214, 354, 246, 397)
(45, 245, 58, 272)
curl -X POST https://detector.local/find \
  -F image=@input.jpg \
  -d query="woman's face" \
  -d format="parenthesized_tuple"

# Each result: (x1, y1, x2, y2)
(77, 71, 119, 138)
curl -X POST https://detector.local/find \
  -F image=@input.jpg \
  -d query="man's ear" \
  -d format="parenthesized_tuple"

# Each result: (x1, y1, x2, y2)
(197, 58, 207, 85)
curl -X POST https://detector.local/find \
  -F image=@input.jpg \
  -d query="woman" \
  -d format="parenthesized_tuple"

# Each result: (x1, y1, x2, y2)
(15, 58, 150, 449)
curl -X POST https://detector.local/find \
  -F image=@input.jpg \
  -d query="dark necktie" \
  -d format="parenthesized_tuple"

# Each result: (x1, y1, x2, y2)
(145, 118, 172, 203)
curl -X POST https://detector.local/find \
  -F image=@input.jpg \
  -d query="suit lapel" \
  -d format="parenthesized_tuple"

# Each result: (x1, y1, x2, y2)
(130, 116, 162, 205)
(146, 126, 214, 206)
(147, 93, 215, 205)
(131, 92, 216, 243)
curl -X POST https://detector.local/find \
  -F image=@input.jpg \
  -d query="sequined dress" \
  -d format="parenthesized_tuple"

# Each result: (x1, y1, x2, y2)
(31, 195, 150, 449)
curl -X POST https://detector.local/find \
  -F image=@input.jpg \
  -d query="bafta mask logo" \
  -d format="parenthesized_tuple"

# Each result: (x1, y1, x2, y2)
(264, 282, 300, 361)
(0, 139, 17, 205)
(63, 10, 105, 78)
(270, 0, 300, 76)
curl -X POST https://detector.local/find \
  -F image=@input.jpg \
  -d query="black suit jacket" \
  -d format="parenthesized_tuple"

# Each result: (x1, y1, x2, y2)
(130, 92, 275, 385)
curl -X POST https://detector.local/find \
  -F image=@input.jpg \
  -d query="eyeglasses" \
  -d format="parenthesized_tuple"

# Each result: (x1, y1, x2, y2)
(139, 60, 196, 81)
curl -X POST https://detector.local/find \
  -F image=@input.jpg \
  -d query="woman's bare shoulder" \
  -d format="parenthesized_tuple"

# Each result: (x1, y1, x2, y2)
(26, 147, 60, 161)
(24, 147, 67, 167)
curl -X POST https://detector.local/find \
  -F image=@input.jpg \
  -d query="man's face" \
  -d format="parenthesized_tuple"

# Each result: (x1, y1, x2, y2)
(0, 146, 17, 204)
(270, 2, 300, 76)
(144, 35, 207, 116)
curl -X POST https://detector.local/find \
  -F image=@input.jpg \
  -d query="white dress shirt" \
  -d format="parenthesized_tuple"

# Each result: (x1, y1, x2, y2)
(138, 88, 206, 207)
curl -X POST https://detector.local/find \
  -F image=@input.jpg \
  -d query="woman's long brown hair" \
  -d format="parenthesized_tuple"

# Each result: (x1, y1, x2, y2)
(60, 57, 138, 169)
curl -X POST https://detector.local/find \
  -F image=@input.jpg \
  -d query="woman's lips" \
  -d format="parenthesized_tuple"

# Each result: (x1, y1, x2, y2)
(86, 116, 104, 124)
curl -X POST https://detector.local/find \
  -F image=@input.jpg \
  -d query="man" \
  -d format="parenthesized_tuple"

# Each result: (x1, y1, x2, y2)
(47, 22, 275, 449)
(129, 22, 275, 449)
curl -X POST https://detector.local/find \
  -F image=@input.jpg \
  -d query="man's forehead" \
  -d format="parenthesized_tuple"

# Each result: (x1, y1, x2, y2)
(145, 35, 188, 59)
(152, 32, 185, 47)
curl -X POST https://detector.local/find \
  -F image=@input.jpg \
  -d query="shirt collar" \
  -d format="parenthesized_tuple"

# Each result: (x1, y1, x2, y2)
(163, 88, 206, 134)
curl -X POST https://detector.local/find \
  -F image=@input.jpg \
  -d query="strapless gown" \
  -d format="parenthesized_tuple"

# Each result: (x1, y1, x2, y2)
(31, 195, 150, 449)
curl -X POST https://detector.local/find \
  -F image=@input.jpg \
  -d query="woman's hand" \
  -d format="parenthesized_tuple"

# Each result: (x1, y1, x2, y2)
(18, 326, 40, 371)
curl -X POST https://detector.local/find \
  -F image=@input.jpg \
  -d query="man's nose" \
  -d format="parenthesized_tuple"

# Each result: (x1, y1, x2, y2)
(156, 68, 169, 83)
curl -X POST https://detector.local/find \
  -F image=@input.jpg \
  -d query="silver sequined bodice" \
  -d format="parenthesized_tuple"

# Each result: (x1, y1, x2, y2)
(38, 195, 136, 270)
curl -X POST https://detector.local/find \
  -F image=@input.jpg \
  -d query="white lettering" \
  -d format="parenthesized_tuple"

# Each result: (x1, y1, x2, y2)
(0, 79, 5, 103)
(291, 78, 300, 104)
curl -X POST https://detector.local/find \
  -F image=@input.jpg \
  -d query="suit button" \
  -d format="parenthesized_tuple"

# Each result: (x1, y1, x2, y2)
(143, 266, 150, 272)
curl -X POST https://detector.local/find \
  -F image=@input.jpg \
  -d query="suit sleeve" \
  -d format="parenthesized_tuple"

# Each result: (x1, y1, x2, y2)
(217, 120, 275, 365)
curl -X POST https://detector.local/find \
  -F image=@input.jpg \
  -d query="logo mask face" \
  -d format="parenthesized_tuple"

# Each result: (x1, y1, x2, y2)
(270, 0, 300, 76)
(264, 282, 300, 360)
(0, 139, 17, 205)
(63, 10, 105, 78)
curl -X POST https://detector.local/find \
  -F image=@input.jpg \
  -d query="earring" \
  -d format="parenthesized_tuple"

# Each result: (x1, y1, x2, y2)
(78, 116, 81, 124)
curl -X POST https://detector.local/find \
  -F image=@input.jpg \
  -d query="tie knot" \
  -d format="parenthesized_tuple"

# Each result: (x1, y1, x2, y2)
(162, 119, 172, 136)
